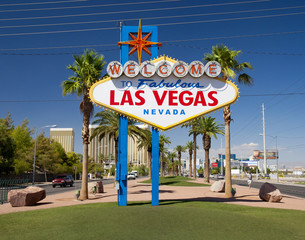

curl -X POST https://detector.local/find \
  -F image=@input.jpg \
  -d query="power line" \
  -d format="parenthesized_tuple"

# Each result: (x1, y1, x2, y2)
(0, 0, 181, 13)
(1, 11, 305, 37)
(1, 29, 305, 54)
(0, 0, 87, 7)
(1, 4, 300, 29)
(0, 0, 271, 21)
(0, 43, 117, 51)
(0, 26, 120, 37)
(164, 43, 305, 56)
(156, 11, 305, 27)
(0, 48, 118, 55)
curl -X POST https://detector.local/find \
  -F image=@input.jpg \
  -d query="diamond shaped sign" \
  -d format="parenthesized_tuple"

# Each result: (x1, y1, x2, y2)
(89, 57, 239, 130)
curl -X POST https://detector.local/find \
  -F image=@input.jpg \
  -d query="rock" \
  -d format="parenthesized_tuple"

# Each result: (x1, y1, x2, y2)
(96, 181, 104, 193)
(267, 189, 282, 202)
(210, 180, 225, 192)
(259, 182, 282, 202)
(88, 182, 96, 194)
(8, 186, 46, 207)
(88, 181, 104, 194)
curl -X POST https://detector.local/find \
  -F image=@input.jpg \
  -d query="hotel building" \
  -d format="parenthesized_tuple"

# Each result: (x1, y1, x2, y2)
(88, 125, 149, 168)
(50, 128, 74, 153)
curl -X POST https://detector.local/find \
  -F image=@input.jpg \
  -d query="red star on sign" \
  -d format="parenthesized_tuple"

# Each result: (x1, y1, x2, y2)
(118, 20, 162, 65)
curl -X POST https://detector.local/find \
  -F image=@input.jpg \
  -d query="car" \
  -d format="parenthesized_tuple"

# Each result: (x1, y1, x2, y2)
(52, 174, 74, 188)
(127, 173, 136, 180)
(217, 175, 225, 179)
(131, 170, 138, 177)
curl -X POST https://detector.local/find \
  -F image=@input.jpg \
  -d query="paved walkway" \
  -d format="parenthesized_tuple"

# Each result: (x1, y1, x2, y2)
(1, 178, 305, 215)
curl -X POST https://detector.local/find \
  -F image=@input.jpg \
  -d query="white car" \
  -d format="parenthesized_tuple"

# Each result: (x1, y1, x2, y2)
(127, 173, 136, 180)
(131, 170, 138, 177)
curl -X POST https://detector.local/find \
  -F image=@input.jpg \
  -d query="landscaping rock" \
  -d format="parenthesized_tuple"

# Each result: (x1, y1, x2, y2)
(8, 186, 46, 207)
(96, 181, 104, 193)
(210, 180, 225, 192)
(88, 181, 104, 194)
(259, 182, 282, 202)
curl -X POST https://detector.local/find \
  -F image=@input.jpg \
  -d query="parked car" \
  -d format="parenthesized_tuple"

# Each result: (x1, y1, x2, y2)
(217, 175, 225, 179)
(127, 173, 136, 180)
(131, 170, 138, 177)
(52, 174, 74, 188)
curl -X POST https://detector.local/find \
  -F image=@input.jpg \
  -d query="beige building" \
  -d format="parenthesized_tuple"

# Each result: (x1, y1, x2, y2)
(50, 128, 74, 153)
(89, 125, 149, 169)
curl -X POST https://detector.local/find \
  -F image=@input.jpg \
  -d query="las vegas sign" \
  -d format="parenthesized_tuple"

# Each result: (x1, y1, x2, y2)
(89, 56, 239, 131)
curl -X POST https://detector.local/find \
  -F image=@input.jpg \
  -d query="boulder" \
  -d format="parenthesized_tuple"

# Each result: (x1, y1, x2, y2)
(259, 182, 282, 202)
(88, 181, 104, 194)
(8, 186, 46, 207)
(210, 180, 225, 192)
(88, 182, 97, 194)
(96, 181, 104, 193)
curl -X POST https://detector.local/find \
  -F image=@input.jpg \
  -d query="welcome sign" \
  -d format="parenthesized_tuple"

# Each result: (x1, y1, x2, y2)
(90, 56, 239, 130)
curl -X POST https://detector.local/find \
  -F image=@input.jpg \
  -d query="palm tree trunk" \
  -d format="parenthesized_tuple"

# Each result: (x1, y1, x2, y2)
(224, 105, 233, 198)
(178, 153, 181, 176)
(148, 151, 152, 179)
(204, 149, 210, 183)
(189, 152, 192, 177)
(160, 152, 164, 177)
(79, 91, 92, 201)
(79, 143, 89, 200)
(193, 134, 197, 179)
(114, 139, 118, 185)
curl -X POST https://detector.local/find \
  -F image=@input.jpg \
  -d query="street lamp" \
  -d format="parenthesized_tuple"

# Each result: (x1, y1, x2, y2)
(32, 125, 57, 185)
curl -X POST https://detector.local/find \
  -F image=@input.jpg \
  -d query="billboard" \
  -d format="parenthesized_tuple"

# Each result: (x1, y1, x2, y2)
(253, 150, 278, 159)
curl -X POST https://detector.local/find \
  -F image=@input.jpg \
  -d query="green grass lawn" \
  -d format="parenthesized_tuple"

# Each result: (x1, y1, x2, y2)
(140, 176, 209, 186)
(296, 182, 305, 185)
(1, 201, 305, 240)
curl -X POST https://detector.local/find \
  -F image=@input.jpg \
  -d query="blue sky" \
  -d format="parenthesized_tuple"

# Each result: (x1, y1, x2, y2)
(1, 0, 305, 168)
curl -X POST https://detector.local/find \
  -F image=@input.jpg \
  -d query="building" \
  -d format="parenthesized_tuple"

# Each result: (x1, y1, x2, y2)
(50, 128, 74, 153)
(88, 125, 149, 170)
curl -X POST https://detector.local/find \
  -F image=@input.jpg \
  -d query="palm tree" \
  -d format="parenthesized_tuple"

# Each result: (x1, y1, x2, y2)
(90, 111, 143, 180)
(185, 141, 194, 177)
(204, 45, 253, 197)
(182, 119, 200, 178)
(167, 151, 177, 176)
(137, 129, 152, 179)
(62, 49, 106, 200)
(175, 145, 186, 176)
(159, 135, 171, 177)
(195, 116, 224, 183)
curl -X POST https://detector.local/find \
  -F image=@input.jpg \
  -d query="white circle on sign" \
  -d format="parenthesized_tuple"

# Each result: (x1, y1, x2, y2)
(205, 61, 221, 77)
(173, 61, 188, 78)
(188, 61, 205, 78)
(156, 60, 172, 78)
(124, 60, 139, 78)
(140, 61, 156, 77)
(107, 61, 123, 78)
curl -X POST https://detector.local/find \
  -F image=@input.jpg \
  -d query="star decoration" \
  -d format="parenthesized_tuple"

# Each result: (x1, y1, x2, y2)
(118, 20, 162, 65)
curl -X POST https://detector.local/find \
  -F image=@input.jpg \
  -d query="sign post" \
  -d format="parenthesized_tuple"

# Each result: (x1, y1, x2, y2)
(118, 21, 160, 206)
(90, 20, 239, 207)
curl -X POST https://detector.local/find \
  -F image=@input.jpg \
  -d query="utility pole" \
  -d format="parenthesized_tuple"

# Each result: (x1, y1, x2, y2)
(262, 103, 267, 175)
(275, 136, 279, 183)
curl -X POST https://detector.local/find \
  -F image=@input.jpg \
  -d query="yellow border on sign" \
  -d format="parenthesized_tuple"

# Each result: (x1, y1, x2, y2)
(89, 58, 239, 131)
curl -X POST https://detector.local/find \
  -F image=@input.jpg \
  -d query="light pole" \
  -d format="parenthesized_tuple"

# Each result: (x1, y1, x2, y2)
(32, 125, 57, 185)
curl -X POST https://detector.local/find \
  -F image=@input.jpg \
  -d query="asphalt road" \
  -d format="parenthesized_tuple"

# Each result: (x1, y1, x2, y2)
(231, 178, 305, 199)
(40, 178, 114, 196)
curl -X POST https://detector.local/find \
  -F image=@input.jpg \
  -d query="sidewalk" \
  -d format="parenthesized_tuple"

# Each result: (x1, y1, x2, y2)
(1, 178, 305, 215)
